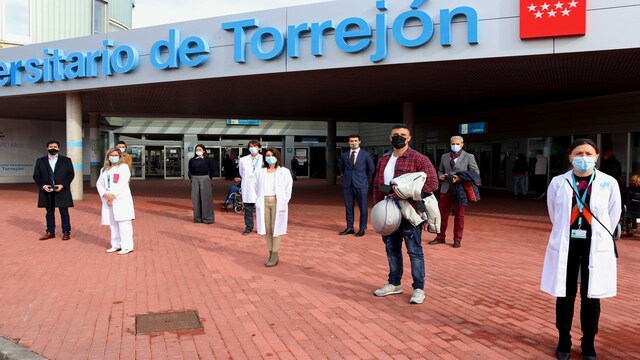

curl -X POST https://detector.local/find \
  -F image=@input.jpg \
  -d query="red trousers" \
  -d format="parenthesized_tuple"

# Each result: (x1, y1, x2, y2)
(436, 190, 465, 242)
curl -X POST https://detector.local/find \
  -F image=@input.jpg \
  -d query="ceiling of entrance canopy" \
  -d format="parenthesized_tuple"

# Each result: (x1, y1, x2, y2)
(2, 48, 640, 122)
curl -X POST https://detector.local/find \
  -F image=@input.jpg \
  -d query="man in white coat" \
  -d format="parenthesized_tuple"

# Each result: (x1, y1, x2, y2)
(237, 140, 263, 235)
(541, 139, 620, 360)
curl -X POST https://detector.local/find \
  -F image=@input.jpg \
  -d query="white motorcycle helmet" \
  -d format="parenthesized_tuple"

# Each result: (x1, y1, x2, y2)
(371, 198, 401, 236)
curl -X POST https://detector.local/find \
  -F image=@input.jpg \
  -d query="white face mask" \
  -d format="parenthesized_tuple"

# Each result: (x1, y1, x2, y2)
(118, 147, 126, 153)
(195, 151, 204, 156)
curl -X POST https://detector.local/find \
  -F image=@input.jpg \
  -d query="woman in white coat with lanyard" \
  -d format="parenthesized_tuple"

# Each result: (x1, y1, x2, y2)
(97, 148, 136, 255)
(541, 139, 620, 360)
(255, 147, 293, 267)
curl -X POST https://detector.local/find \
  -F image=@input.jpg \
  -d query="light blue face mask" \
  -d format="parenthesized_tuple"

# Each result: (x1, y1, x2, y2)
(249, 147, 259, 155)
(265, 156, 277, 165)
(451, 145, 461, 153)
(572, 157, 596, 172)
(109, 156, 120, 164)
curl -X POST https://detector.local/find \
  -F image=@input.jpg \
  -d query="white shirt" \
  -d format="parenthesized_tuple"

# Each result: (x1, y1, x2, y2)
(48, 154, 58, 172)
(383, 154, 398, 185)
(264, 171, 277, 196)
(349, 147, 360, 165)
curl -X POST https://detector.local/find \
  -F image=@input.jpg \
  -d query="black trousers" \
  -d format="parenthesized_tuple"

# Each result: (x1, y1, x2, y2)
(45, 199, 70, 233)
(556, 237, 600, 352)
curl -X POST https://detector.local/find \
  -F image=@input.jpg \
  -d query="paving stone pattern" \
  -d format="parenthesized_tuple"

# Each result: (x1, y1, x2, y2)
(0, 179, 639, 359)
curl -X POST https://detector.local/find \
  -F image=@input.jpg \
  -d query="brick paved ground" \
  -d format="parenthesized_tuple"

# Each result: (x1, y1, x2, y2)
(0, 179, 639, 359)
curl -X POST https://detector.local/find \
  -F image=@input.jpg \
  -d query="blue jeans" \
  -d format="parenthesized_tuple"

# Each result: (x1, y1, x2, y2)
(382, 219, 425, 290)
(513, 175, 527, 196)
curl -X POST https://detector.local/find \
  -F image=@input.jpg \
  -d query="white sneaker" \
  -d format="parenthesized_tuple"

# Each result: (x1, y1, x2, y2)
(410, 289, 425, 304)
(373, 283, 403, 297)
(106, 247, 121, 253)
(117, 248, 134, 255)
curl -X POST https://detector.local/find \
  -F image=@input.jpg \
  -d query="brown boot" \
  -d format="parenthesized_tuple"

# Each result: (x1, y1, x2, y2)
(264, 251, 272, 266)
(265, 251, 279, 267)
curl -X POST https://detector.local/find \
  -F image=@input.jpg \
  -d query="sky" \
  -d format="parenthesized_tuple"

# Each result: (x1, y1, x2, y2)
(133, 0, 331, 28)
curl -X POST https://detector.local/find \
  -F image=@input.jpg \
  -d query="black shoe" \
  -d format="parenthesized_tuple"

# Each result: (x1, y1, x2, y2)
(355, 229, 365, 237)
(583, 356, 597, 360)
(453, 240, 461, 248)
(242, 229, 252, 235)
(339, 228, 355, 235)
(556, 352, 570, 360)
(428, 238, 445, 245)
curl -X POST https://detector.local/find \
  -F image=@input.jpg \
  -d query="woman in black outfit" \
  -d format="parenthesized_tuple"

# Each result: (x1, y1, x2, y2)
(188, 144, 216, 224)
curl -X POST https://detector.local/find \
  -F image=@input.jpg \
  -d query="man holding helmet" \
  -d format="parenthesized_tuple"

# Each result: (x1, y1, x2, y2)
(371, 124, 438, 304)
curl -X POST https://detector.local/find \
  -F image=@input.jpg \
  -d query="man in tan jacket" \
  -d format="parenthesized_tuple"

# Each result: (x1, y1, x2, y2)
(116, 141, 133, 171)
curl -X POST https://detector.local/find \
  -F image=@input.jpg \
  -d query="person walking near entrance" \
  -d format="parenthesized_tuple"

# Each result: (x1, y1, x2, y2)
(339, 134, 375, 237)
(222, 154, 236, 181)
(33, 140, 75, 241)
(512, 153, 529, 199)
(97, 148, 136, 255)
(116, 141, 133, 171)
(238, 140, 263, 235)
(188, 144, 216, 224)
(372, 124, 438, 304)
(255, 148, 293, 267)
(291, 156, 299, 181)
(541, 138, 620, 360)
(533, 149, 549, 199)
(429, 135, 479, 248)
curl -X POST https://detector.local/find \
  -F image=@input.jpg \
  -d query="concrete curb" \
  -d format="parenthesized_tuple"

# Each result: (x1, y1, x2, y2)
(0, 337, 45, 360)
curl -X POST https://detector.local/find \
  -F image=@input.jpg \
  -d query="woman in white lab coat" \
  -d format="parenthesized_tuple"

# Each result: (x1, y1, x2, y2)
(97, 148, 136, 255)
(541, 139, 620, 360)
(255, 147, 293, 267)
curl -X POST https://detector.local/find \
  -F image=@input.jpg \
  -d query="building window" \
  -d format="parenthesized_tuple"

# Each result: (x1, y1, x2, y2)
(93, 0, 107, 34)
(1, 0, 31, 43)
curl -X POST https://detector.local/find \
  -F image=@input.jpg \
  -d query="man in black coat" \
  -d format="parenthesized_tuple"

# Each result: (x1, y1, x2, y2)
(33, 140, 75, 240)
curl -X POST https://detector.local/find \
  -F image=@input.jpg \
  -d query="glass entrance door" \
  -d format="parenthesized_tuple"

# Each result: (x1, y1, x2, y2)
(164, 146, 183, 179)
(130, 145, 145, 180)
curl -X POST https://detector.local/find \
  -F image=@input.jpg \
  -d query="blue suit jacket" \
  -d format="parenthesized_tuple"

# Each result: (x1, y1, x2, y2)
(340, 149, 375, 189)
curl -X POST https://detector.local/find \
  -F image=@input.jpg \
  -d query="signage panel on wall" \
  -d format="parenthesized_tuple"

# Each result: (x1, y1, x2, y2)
(459, 121, 488, 135)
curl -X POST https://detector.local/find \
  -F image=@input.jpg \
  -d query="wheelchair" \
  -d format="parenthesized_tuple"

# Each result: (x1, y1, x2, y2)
(620, 187, 640, 237)
(222, 187, 244, 213)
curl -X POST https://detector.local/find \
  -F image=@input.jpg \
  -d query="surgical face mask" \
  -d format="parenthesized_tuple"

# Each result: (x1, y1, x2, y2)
(451, 145, 462, 153)
(349, 142, 359, 150)
(265, 156, 277, 165)
(195, 151, 204, 156)
(249, 147, 259, 155)
(118, 147, 126, 153)
(391, 135, 406, 149)
(572, 157, 597, 172)
(109, 156, 120, 164)
(48, 148, 59, 155)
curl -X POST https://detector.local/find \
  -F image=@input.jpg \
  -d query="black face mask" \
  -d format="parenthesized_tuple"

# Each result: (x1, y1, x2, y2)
(48, 149, 59, 155)
(391, 135, 407, 149)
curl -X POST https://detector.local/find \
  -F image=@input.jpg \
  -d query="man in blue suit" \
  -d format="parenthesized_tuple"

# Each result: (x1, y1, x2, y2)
(339, 135, 375, 237)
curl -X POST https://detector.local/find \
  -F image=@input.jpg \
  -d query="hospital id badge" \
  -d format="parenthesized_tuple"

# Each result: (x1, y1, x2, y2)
(571, 229, 587, 239)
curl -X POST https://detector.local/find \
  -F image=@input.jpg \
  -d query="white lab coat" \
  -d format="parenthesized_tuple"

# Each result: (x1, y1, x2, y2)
(541, 170, 620, 298)
(238, 154, 263, 203)
(255, 166, 293, 237)
(96, 164, 135, 224)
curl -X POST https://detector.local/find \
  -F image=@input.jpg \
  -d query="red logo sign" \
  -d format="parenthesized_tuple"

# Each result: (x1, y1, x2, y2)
(520, 0, 586, 39)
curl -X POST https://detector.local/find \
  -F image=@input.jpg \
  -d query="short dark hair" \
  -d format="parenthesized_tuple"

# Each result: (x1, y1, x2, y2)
(391, 124, 410, 135)
(347, 134, 361, 141)
(568, 138, 599, 155)
(263, 147, 284, 168)
(194, 144, 208, 157)
(248, 140, 261, 148)
(46, 140, 60, 147)
(116, 141, 127, 146)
